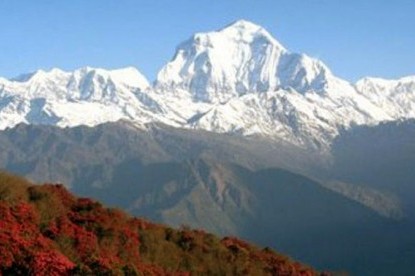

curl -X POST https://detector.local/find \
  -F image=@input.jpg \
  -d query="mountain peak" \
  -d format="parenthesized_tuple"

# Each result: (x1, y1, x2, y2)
(108, 66, 150, 89)
(221, 19, 264, 32)
(155, 20, 334, 102)
(218, 19, 284, 49)
(11, 68, 68, 83)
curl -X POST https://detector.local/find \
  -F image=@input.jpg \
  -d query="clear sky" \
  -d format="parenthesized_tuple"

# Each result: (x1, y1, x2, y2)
(0, 0, 413, 82)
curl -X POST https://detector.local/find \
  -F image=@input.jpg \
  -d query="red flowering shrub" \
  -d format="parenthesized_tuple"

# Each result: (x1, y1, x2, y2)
(31, 251, 74, 276)
(0, 172, 326, 275)
(0, 201, 73, 275)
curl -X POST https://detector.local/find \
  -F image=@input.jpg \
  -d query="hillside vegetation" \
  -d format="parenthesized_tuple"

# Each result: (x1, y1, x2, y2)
(0, 171, 324, 275)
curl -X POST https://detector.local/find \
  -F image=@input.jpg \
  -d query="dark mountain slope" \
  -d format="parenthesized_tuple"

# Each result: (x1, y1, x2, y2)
(332, 120, 415, 215)
(95, 158, 395, 274)
(0, 122, 412, 275)
(0, 122, 327, 186)
(329, 120, 415, 275)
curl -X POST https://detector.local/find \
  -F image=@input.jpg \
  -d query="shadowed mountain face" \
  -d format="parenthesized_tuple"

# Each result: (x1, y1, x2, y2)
(0, 122, 328, 185)
(0, 122, 414, 275)
(81, 159, 412, 275)
(331, 120, 415, 217)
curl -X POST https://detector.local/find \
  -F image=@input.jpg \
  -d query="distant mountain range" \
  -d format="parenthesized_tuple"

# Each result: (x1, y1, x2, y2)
(0, 20, 414, 149)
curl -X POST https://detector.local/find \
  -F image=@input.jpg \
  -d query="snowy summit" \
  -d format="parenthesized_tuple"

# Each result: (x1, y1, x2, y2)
(0, 20, 414, 149)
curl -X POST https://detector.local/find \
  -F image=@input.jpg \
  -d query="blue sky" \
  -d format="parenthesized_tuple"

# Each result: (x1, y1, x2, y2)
(0, 0, 413, 82)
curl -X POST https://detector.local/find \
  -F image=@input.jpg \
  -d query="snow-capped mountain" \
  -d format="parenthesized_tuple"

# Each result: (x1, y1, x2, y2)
(356, 76, 415, 118)
(154, 20, 411, 148)
(156, 20, 332, 103)
(0, 67, 173, 129)
(0, 20, 414, 149)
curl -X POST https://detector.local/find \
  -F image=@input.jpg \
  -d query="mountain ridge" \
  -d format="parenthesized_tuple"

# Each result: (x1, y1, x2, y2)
(0, 121, 414, 275)
(0, 20, 414, 148)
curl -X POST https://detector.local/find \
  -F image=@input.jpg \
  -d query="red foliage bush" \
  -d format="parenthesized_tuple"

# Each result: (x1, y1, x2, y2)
(0, 202, 74, 275)
(0, 178, 324, 276)
(31, 251, 74, 276)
